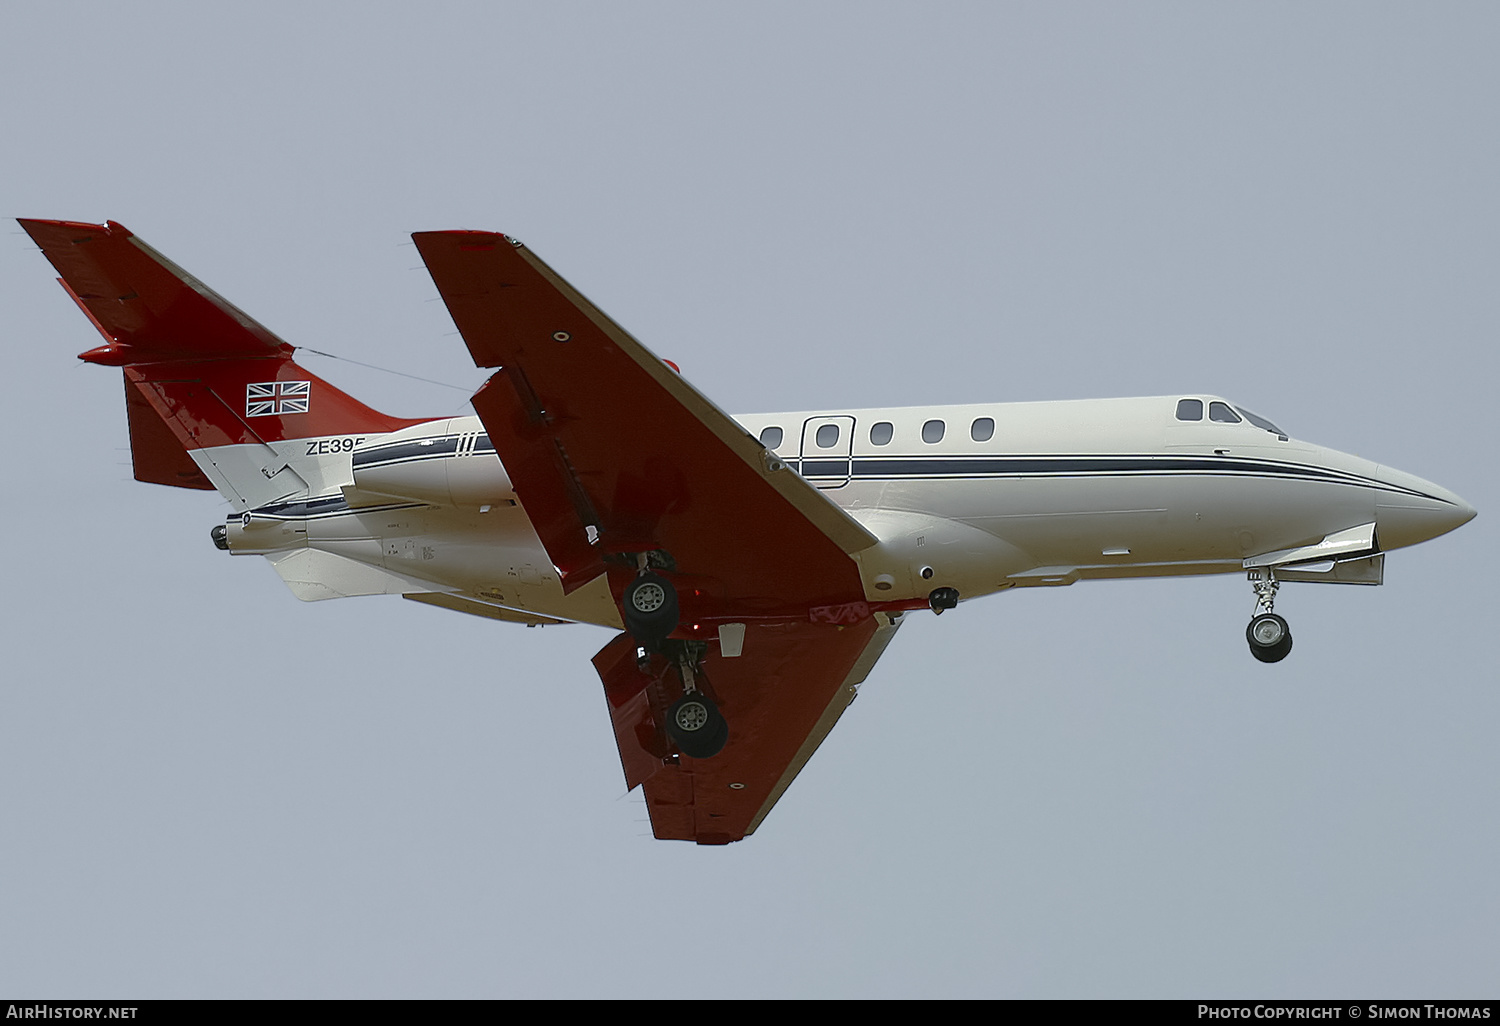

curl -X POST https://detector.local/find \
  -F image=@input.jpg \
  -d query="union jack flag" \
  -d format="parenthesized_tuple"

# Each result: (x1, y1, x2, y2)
(246, 381, 310, 417)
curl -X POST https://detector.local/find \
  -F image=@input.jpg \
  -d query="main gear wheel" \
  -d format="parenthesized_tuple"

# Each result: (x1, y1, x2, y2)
(666, 692, 728, 760)
(622, 571, 679, 648)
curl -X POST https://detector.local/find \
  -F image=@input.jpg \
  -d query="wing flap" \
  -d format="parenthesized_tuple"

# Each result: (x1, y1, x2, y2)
(469, 367, 609, 589)
(593, 632, 673, 791)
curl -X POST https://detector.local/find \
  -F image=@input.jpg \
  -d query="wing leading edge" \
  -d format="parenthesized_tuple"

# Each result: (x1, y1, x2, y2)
(412, 230, 897, 841)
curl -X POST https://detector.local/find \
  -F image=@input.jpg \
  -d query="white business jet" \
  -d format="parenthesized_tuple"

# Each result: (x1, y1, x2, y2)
(21, 219, 1475, 844)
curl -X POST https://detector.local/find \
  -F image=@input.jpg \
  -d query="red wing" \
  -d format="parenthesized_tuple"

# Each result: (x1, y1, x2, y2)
(18, 219, 290, 362)
(594, 615, 901, 843)
(410, 231, 875, 610)
(413, 230, 900, 842)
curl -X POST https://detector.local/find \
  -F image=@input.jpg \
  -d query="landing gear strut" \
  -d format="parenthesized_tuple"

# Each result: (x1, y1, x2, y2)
(1246, 569, 1293, 663)
(619, 561, 728, 759)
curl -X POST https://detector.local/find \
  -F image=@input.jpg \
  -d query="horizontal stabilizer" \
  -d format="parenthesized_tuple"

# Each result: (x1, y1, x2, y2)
(18, 219, 290, 364)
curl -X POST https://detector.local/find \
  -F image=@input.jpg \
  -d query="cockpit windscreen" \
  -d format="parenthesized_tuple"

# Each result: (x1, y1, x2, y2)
(1234, 406, 1285, 436)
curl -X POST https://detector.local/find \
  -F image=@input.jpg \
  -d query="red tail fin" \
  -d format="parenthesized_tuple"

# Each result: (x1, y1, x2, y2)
(22, 219, 421, 492)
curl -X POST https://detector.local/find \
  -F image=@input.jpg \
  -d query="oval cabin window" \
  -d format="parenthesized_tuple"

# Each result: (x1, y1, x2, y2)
(870, 422, 894, 446)
(922, 419, 945, 443)
(759, 426, 783, 448)
(815, 423, 840, 448)
(970, 417, 994, 442)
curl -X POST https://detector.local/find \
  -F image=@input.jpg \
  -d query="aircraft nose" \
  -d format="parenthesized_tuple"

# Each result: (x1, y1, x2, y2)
(1373, 465, 1477, 550)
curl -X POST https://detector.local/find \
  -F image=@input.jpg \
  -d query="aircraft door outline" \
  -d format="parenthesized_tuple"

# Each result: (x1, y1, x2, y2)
(799, 415, 855, 489)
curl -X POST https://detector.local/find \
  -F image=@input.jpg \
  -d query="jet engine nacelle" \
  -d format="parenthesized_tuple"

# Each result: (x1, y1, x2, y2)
(216, 511, 307, 556)
(349, 421, 516, 509)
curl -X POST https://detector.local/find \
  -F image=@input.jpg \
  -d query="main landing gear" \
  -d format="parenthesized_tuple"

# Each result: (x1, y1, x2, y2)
(622, 570, 678, 650)
(666, 647, 728, 759)
(1246, 569, 1293, 663)
(620, 562, 728, 760)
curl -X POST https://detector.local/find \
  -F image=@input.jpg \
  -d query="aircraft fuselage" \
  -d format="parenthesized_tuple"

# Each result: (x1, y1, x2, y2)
(218, 392, 1474, 629)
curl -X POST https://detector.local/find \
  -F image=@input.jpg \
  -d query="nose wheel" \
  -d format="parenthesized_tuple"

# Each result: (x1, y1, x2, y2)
(1246, 569, 1293, 663)
(1247, 612, 1293, 663)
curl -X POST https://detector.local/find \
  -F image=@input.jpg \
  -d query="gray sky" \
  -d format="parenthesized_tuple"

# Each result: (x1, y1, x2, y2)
(2, 1, 1496, 998)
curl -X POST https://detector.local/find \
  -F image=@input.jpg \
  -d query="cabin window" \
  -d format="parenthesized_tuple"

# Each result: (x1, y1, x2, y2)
(1176, 399, 1203, 421)
(870, 422, 894, 446)
(1209, 401, 1242, 424)
(815, 423, 840, 448)
(922, 419, 946, 443)
(970, 417, 994, 442)
(759, 426, 783, 448)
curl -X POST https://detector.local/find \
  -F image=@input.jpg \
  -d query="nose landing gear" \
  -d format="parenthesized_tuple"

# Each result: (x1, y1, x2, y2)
(1246, 569, 1293, 663)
